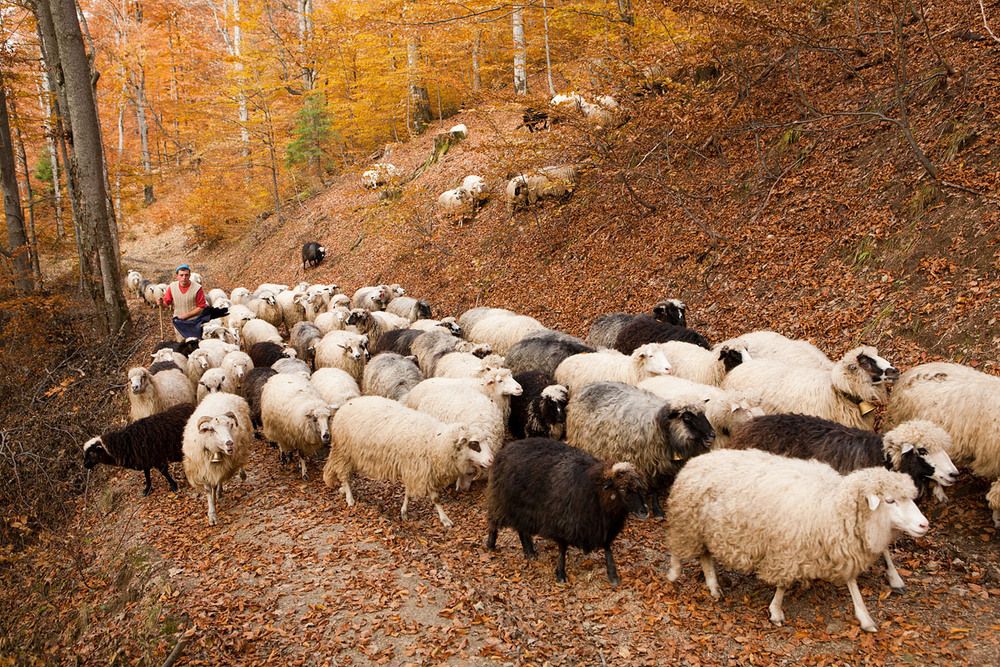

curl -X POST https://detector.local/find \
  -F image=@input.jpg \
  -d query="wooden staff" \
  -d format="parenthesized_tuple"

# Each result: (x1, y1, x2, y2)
(158, 302, 164, 340)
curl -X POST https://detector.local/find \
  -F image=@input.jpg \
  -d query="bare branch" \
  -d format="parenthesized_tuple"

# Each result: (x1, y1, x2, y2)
(979, 0, 1000, 44)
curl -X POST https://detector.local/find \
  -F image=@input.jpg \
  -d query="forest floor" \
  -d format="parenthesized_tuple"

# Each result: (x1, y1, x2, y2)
(5, 1, 1000, 661)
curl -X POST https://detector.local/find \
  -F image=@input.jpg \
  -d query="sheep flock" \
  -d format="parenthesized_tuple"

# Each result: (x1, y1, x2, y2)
(109, 261, 997, 634)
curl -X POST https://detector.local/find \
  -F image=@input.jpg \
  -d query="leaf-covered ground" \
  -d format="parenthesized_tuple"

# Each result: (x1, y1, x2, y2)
(6, 1, 1000, 661)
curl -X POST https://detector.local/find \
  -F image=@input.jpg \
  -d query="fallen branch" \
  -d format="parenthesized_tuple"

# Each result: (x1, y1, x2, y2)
(161, 634, 191, 667)
(619, 174, 657, 217)
(979, 0, 1000, 44)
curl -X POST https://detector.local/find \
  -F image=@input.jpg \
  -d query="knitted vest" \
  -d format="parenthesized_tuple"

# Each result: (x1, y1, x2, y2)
(168, 281, 199, 319)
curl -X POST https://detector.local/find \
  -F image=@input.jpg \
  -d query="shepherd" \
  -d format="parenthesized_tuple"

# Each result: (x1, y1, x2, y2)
(158, 265, 219, 340)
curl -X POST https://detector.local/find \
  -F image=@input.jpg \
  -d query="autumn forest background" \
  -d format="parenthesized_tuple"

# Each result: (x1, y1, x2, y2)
(2, 0, 1000, 664)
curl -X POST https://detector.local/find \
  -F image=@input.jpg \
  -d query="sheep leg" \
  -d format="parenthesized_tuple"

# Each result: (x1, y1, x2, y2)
(486, 526, 499, 550)
(555, 542, 569, 583)
(157, 465, 179, 492)
(604, 547, 620, 587)
(667, 554, 682, 582)
(430, 492, 454, 528)
(649, 489, 665, 519)
(883, 550, 905, 591)
(338, 480, 355, 506)
(517, 532, 537, 560)
(299, 455, 309, 481)
(847, 578, 877, 632)
(141, 469, 153, 497)
(768, 586, 786, 626)
(400, 493, 409, 521)
(207, 488, 218, 526)
(239, 467, 247, 482)
(700, 555, 721, 598)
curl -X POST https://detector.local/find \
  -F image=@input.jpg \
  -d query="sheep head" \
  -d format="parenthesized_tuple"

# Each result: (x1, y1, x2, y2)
(128, 368, 151, 394)
(633, 343, 672, 377)
(602, 462, 649, 519)
(657, 402, 715, 460)
(83, 436, 115, 469)
(197, 412, 239, 455)
(306, 406, 334, 446)
(452, 425, 493, 476)
(716, 344, 751, 373)
(485, 369, 522, 397)
(883, 420, 959, 490)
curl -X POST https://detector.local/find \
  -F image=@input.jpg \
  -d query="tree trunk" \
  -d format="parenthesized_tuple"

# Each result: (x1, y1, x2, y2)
(0, 71, 35, 293)
(542, 0, 554, 96)
(39, 0, 130, 337)
(513, 6, 528, 95)
(407, 38, 432, 134)
(472, 32, 482, 91)
(297, 0, 315, 91)
(37, 72, 64, 238)
(134, 67, 155, 205)
(11, 101, 42, 283)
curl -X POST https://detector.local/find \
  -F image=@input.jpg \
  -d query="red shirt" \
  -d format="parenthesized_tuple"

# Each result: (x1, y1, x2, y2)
(163, 283, 207, 308)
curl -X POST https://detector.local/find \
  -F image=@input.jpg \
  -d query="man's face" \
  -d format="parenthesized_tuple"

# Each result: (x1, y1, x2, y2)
(177, 270, 191, 287)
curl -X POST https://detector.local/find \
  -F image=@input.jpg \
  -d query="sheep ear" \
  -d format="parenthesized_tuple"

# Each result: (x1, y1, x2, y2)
(867, 494, 881, 511)
(604, 478, 614, 490)
(224, 411, 238, 428)
(901, 444, 914, 454)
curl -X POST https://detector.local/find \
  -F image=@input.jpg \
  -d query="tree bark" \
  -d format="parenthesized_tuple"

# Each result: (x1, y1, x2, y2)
(542, 0, 554, 96)
(513, 6, 528, 95)
(39, 0, 130, 337)
(0, 71, 35, 293)
(11, 100, 43, 283)
(406, 38, 432, 134)
(472, 32, 482, 91)
(37, 72, 64, 238)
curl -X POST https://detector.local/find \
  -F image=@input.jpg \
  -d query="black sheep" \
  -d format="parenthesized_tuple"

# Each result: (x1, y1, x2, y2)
(374, 328, 423, 357)
(149, 360, 182, 375)
(508, 371, 569, 440)
(248, 341, 292, 368)
(520, 107, 549, 132)
(486, 438, 649, 586)
(505, 330, 595, 377)
(302, 241, 326, 271)
(83, 402, 196, 496)
(586, 299, 689, 348)
(728, 414, 952, 499)
(153, 338, 200, 357)
(241, 366, 279, 428)
(614, 316, 710, 354)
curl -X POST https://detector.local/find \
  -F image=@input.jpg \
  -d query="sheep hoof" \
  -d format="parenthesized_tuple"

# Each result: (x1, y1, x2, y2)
(769, 617, 784, 627)
(141, 487, 152, 497)
(861, 622, 878, 633)
(890, 586, 905, 594)
(608, 577, 621, 587)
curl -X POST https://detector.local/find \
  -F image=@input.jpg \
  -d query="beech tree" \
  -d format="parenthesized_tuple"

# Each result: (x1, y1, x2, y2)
(0, 69, 34, 294)
(35, 0, 130, 337)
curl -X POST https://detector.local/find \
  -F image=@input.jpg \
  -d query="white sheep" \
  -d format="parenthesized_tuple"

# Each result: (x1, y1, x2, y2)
(665, 449, 929, 632)
(437, 186, 474, 224)
(150, 348, 186, 370)
(255, 283, 289, 295)
(127, 367, 195, 421)
(462, 175, 486, 204)
(143, 282, 167, 307)
(126, 270, 142, 295)
(314, 307, 350, 334)
(404, 368, 522, 423)
(433, 352, 506, 379)
(185, 348, 213, 386)
(321, 396, 492, 527)
(197, 368, 228, 402)
(190, 272, 203, 285)
(361, 163, 401, 189)
(722, 346, 898, 430)
(638, 375, 763, 448)
(241, 319, 284, 350)
(206, 288, 228, 306)
(554, 343, 672, 393)
(311, 367, 361, 406)
(198, 338, 238, 367)
(261, 374, 336, 479)
(226, 304, 256, 333)
(457, 306, 516, 333)
(409, 316, 460, 335)
(657, 341, 752, 386)
(466, 313, 547, 356)
(313, 330, 370, 382)
(385, 296, 433, 323)
(220, 351, 253, 394)
(449, 123, 468, 138)
(182, 393, 253, 526)
(352, 284, 390, 311)
(505, 167, 577, 213)
(403, 379, 506, 490)
(230, 287, 253, 306)
(721, 330, 833, 370)
(886, 361, 1000, 525)
(248, 290, 282, 328)
(276, 289, 310, 331)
